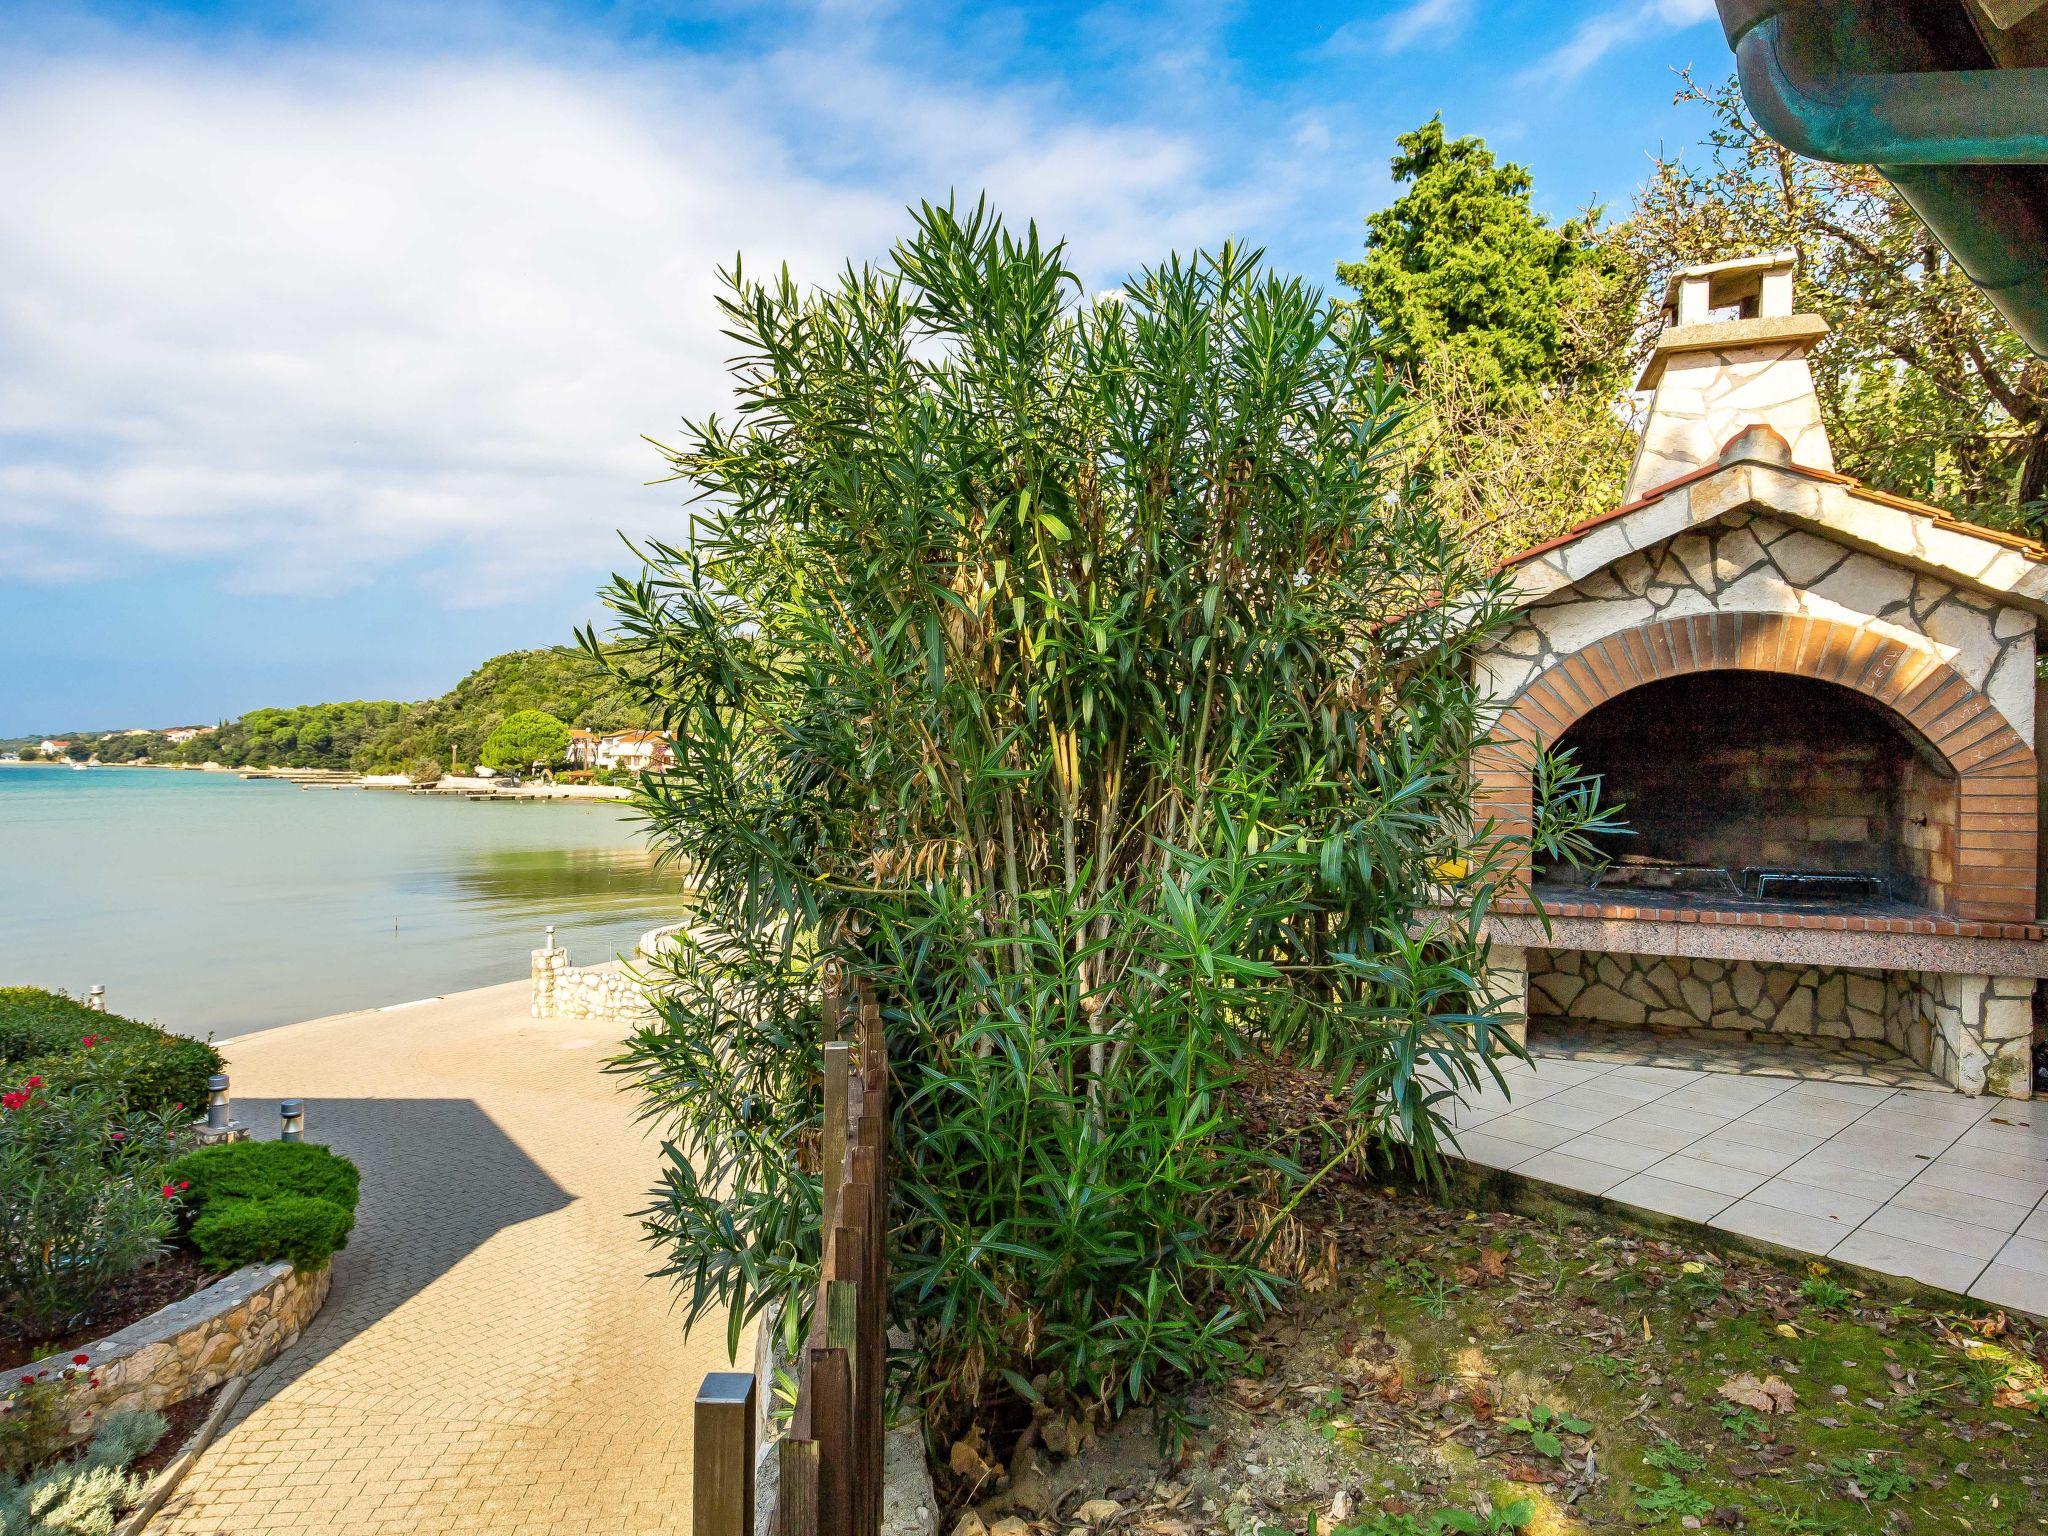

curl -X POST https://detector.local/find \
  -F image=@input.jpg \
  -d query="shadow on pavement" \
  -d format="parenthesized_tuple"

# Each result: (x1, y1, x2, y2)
(217, 1094, 573, 1402)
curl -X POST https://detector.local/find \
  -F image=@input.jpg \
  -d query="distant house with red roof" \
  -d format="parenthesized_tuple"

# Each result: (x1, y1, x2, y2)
(593, 730, 673, 772)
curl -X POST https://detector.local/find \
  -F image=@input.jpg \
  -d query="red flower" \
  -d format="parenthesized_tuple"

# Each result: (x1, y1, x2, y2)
(22, 1077, 40, 1089)
(1, 1092, 26, 1113)
(178, 1180, 190, 1191)
(17, 1377, 31, 1387)
(71, 1354, 88, 1366)
(109, 1130, 126, 1141)
(80, 1034, 100, 1048)
(160, 1184, 177, 1198)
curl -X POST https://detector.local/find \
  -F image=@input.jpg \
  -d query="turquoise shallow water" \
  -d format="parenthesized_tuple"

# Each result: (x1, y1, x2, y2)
(0, 765, 685, 1037)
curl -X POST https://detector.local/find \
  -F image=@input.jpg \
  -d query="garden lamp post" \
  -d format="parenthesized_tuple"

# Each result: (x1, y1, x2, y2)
(280, 1099, 306, 1143)
(206, 1074, 232, 1134)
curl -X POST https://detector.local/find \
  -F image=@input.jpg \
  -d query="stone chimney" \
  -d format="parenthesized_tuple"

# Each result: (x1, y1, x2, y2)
(1623, 251, 1833, 502)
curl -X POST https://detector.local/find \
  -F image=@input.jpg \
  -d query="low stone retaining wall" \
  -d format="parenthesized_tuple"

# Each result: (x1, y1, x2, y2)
(33, 1260, 330, 1443)
(531, 922, 689, 1025)
(530, 947, 653, 1024)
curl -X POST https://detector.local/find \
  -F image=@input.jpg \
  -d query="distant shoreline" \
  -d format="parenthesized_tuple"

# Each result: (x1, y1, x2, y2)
(0, 759, 634, 802)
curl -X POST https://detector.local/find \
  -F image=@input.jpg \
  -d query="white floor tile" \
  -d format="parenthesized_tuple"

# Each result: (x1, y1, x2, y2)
(1512, 1096, 1627, 1134)
(1916, 1159, 2048, 1209)
(1552, 1132, 1669, 1174)
(1789, 1079, 1899, 1108)
(1856, 1202, 2011, 1262)
(1992, 1233, 2048, 1278)
(1885, 1180, 2036, 1234)
(1882, 1088, 1992, 1123)
(1649, 1154, 1769, 1199)
(1774, 1155, 1916, 1204)
(1604, 1173, 1735, 1223)
(1968, 1262, 2048, 1318)
(1596, 1107, 1726, 1153)
(1682, 1132, 1814, 1177)
(1738, 1095, 1869, 1135)
(1450, 1130, 1536, 1172)
(1745, 1176, 1882, 1229)
(1713, 1199, 1852, 1256)
(1514, 1149, 1634, 1196)
(1933, 1141, 2048, 1187)
(1831, 1228, 1989, 1293)
(1483, 1112, 1583, 1151)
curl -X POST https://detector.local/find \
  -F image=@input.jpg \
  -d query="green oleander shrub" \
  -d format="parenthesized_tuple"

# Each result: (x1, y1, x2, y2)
(165, 1141, 360, 1273)
(0, 1084, 181, 1339)
(188, 1195, 353, 1273)
(597, 203, 1621, 1442)
(0, 989, 220, 1118)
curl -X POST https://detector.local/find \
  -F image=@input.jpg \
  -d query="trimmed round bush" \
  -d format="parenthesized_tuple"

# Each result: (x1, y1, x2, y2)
(166, 1140, 360, 1215)
(1, 987, 221, 1117)
(165, 1140, 361, 1273)
(189, 1195, 353, 1273)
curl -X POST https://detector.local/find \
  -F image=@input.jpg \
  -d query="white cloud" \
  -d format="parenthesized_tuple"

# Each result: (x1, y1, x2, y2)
(1381, 0, 1474, 55)
(1518, 0, 1718, 87)
(1322, 0, 1473, 58)
(0, 36, 1277, 599)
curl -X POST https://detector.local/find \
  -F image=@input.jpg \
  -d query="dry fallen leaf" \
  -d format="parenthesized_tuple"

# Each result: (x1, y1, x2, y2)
(1718, 1372, 1797, 1415)
(951, 1436, 996, 1482)
(1074, 1500, 1122, 1525)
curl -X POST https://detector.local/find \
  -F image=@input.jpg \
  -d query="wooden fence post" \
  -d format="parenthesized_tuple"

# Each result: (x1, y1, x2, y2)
(808, 1345, 854, 1536)
(693, 1372, 757, 1536)
(821, 1041, 853, 1233)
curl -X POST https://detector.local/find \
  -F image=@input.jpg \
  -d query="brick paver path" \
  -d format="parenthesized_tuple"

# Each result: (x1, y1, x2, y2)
(156, 978, 749, 1536)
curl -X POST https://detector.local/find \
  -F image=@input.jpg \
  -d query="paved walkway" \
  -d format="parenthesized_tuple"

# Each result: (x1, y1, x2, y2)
(1449, 1046, 2048, 1318)
(156, 979, 749, 1536)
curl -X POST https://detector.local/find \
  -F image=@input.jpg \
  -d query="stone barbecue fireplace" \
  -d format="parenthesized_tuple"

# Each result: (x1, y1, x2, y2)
(1438, 252, 2048, 1099)
(1545, 669, 1960, 915)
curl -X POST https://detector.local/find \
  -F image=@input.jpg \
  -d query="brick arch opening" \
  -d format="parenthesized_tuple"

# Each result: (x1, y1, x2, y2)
(1474, 612, 2038, 923)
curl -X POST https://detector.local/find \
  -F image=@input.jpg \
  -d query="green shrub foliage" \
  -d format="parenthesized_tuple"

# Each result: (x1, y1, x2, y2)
(0, 989, 220, 1117)
(0, 1085, 181, 1339)
(188, 1195, 353, 1273)
(166, 1140, 360, 1273)
(595, 204, 1616, 1438)
(479, 709, 571, 773)
(166, 1140, 360, 1214)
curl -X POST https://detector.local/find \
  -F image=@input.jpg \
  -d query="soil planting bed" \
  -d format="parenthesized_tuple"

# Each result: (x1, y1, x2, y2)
(1, 1252, 208, 1372)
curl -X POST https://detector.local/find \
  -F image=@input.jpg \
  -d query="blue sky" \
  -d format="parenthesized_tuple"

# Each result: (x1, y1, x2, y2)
(0, 0, 1728, 734)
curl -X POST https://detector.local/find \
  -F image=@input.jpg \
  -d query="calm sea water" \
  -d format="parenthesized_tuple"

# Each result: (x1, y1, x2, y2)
(0, 765, 686, 1038)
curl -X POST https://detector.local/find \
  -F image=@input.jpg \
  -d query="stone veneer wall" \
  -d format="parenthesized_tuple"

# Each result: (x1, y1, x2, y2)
(530, 946, 654, 1025)
(1529, 950, 1916, 1052)
(1527, 949, 2034, 1097)
(35, 1260, 329, 1443)
(1478, 509, 2039, 743)
(1899, 970, 2036, 1099)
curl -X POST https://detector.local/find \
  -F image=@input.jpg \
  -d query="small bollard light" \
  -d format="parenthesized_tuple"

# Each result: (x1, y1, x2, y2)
(206, 1073, 232, 1133)
(86, 985, 105, 1012)
(279, 1099, 306, 1143)
(546, 924, 557, 949)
